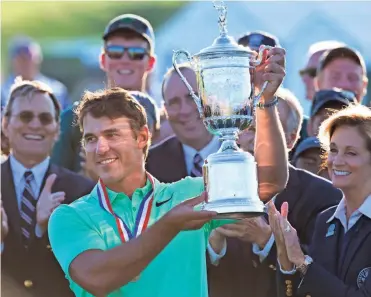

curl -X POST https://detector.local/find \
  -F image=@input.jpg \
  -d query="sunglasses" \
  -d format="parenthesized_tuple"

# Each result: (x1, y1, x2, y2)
(12, 111, 54, 126)
(105, 45, 149, 60)
(299, 67, 317, 78)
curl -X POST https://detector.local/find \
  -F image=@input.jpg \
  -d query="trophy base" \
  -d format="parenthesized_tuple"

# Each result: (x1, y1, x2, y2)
(203, 198, 265, 220)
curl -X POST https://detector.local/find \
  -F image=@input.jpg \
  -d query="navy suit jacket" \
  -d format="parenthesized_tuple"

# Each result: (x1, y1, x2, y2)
(207, 165, 342, 297)
(277, 205, 371, 297)
(1, 160, 95, 297)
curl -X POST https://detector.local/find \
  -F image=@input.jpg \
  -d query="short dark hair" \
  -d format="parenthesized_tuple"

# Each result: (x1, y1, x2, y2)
(4, 76, 61, 122)
(75, 87, 150, 157)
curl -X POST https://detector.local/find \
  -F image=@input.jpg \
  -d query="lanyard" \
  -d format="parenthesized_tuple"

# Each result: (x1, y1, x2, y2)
(97, 173, 155, 242)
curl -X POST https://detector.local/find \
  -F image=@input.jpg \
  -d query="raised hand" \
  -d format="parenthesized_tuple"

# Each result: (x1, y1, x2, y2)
(267, 201, 293, 271)
(164, 192, 217, 231)
(255, 46, 286, 101)
(277, 209, 305, 268)
(36, 174, 65, 233)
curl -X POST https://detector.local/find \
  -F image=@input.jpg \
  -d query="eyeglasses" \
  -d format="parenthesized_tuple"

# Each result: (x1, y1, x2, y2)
(12, 111, 54, 126)
(105, 45, 149, 60)
(299, 67, 317, 78)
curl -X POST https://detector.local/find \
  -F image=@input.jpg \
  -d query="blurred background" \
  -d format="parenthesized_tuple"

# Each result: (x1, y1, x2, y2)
(2, 0, 371, 114)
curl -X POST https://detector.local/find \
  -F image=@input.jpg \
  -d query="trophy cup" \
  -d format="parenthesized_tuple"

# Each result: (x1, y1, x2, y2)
(172, 1, 271, 219)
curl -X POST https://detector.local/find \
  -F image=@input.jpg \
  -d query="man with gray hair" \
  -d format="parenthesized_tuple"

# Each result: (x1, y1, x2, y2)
(207, 87, 342, 297)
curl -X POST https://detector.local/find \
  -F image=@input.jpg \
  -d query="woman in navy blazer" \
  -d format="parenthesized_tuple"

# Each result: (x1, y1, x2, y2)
(269, 104, 371, 297)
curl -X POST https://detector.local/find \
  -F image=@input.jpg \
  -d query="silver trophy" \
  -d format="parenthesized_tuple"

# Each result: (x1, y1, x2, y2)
(172, 1, 270, 219)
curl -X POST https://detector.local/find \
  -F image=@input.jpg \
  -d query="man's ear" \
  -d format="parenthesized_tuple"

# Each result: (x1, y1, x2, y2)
(54, 123, 60, 142)
(362, 75, 368, 98)
(99, 50, 107, 72)
(2, 117, 9, 138)
(137, 126, 150, 149)
(286, 130, 298, 150)
(147, 55, 156, 72)
(313, 72, 324, 91)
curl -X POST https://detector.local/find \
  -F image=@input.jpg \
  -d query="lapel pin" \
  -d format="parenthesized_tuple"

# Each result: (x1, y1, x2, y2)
(326, 224, 336, 237)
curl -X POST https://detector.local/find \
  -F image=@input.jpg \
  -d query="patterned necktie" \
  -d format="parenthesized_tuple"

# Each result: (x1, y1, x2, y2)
(190, 153, 203, 177)
(20, 171, 37, 247)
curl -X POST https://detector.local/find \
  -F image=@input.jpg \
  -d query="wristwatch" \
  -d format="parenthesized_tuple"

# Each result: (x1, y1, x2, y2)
(255, 96, 278, 109)
(296, 255, 313, 276)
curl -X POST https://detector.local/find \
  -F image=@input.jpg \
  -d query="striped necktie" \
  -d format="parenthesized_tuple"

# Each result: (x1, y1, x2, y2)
(20, 171, 37, 247)
(190, 153, 203, 177)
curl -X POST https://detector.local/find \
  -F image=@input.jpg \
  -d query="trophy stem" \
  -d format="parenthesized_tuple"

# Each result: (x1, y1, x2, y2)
(218, 132, 240, 153)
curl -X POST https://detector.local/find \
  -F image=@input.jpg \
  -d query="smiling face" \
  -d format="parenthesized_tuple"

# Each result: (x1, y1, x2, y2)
(163, 69, 211, 149)
(327, 125, 371, 192)
(82, 114, 149, 187)
(100, 33, 155, 91)
(2, 92, 59, 166)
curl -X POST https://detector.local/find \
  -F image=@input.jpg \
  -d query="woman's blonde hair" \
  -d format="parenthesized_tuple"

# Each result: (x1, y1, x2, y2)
(318, 104, 371, 168)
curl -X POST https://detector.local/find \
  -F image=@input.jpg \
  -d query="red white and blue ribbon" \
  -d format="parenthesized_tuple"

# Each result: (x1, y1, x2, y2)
(97, 173, 155, 243)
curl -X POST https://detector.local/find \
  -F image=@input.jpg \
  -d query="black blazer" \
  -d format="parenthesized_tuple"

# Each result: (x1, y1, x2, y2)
(277, 205, 371, 297)
(146, 136, 188, 182)
(1, 159, 95, 297)
(207, 165, 342, 297)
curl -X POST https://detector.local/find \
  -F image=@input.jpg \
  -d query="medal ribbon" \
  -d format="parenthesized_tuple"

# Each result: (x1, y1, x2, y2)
(97, 173, 155, 243)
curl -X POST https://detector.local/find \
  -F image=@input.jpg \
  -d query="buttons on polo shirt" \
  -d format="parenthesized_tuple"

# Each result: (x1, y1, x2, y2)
(132, 207, 137, 212)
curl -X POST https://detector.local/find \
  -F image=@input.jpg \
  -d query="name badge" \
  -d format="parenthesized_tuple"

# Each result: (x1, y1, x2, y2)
(326, 224, 336, 237)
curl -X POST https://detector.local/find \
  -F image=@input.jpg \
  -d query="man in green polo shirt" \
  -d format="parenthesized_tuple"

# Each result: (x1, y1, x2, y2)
(48, 46, 288, 297)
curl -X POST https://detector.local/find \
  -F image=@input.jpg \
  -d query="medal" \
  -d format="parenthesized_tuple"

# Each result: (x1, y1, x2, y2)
(97, 173, 155, 282)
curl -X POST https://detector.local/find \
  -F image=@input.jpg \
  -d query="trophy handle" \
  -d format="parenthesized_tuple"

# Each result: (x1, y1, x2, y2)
(172, 50, 204, 117)
(251, 45, 272, 103)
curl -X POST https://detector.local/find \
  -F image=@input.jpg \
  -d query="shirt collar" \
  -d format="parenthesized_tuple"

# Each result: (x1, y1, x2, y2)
(9, 154, 50, 190)
(182, 136, 220, 161)
(100, 176, 154, 203)
(327, 194, 371, 223)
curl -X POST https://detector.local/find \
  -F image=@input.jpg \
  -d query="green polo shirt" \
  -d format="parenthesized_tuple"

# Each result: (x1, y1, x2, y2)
(49, 176, 227, 297)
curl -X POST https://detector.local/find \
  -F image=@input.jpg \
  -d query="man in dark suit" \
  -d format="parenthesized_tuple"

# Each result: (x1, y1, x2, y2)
(1, 78, 94, 297)
(207, 88, 342, 297)
(146, 65, 220, 183)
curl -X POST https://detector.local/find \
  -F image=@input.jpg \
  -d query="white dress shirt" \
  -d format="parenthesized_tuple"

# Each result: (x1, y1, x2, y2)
(182, 136, 221, 175)
(9, 155, 50, 210)
(327, 194, 371, 233)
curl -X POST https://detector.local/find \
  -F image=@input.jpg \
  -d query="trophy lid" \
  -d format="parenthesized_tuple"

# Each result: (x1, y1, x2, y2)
(195, 1, 256, 59)
(197, 34, 255, 59)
